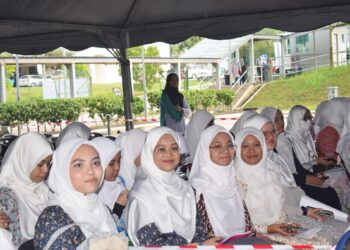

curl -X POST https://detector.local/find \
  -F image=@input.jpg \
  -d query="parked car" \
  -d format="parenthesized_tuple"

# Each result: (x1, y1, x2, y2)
(18, 75, 44, 87)
(187, 64, 213, 80)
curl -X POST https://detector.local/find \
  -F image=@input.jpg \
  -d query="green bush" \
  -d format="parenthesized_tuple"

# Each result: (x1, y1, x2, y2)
(216, 89, 234, 106)
(132, 96, 144, 116)
(147, 91, 161, 110)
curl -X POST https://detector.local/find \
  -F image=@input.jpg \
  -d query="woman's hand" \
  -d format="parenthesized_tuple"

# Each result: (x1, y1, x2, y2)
(116, 190, 129, 206)
(175, 105, 183, 113)
(317, 156, 336, 167)
(0, 212, 9, 229)
(267, 223, 300, 236)
(306, 175, 324, 186)
(306, 208, 324, 221)
(202, 236, 223, 245)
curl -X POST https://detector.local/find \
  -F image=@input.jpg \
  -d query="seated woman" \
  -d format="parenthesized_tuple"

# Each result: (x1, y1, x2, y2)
(34, 138, 117, 249)
(262, 106, 342, 210)
(119, 129, 147, 190)
(93, 137, 128, 219)
(125, 127, 221, 246)
(244, 114, 339, 217)
(229, 109, 257, 137)
(189, 125, 254, 239)
(316, 126, 350, 212)
(234, 127, 340, 245)
(0, 132, 53, 248)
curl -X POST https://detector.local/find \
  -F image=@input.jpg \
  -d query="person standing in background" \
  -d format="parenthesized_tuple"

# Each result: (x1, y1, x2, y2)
(160, 73, 191, 134)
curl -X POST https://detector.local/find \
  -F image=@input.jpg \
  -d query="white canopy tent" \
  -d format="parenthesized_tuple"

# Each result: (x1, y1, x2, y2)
(0, 0, 349, 129)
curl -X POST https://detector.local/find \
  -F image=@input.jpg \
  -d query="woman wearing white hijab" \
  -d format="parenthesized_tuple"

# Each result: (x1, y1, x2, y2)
(55, 122, 91, 148)
(0, 132, 53, 247)
(185, 109, 214, 163)
(244, 114, 328, 218)
(34, 138, 116, 249)
(93, 137, 127, 218)
(274, 106, 342, 210)
(125, 127, 221, 246)
(235, 128, 344, 245)
(189, 125, 252, 239)
(234, 127, 287, 234)
(119, 128, 147, 190)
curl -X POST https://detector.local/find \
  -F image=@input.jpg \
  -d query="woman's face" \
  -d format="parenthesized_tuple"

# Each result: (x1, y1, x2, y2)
(70, 145, 103, 194)
(153, 134, 180, 172)
(168, 75, 179, 88)
(274, 110, 285, 134)
(209, 132, 235, 166)
(261, 122, 277, 151)
(241, 134, 263, 165)
(104, 151, 121, 181)
(30, 154, 53, 183)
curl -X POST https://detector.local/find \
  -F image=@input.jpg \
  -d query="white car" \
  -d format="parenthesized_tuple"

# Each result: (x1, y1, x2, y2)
(187, 64, 213, 80)
(18, 75, 44, 87)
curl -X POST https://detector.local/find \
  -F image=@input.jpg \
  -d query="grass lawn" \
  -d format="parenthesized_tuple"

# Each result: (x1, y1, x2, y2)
(245, 65, 350, 111)
(4, 78, 215, 102)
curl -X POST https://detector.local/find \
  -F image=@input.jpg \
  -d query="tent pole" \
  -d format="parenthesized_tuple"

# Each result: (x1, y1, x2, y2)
(119, 34, 134, 131)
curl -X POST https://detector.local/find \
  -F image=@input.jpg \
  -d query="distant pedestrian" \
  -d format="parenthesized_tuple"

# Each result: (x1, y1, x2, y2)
(160, 73, 191, 134)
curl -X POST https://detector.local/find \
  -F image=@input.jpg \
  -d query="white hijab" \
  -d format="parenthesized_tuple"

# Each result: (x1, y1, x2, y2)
(230, 110, 257, 136)
(0, 132, 53, 240)
(244, 114, 297, 188)
(55, 122, 91, 148)
(93, 137, 123, 210)
(260, 106, 278, 122)
(337, 133, 350, 173)
(235, 127, 284, 225)
(285, 105, 317, 167)
(189, 125, 245, 237)
(185, 109, 214, 163)
(48, 138, 116, 238)
(313, 98, 350, 137)
(126, 127, 196, 246)
(119, 129, 147, 190)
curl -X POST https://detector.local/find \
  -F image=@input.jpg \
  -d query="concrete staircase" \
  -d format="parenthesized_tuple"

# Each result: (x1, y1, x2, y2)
(231, 83, 265, 111)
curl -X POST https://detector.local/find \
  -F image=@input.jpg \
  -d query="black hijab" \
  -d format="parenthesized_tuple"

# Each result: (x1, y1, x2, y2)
(164, 73, 184, 108)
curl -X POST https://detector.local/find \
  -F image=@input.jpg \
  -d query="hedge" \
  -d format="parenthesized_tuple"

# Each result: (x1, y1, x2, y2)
(0, 89, 234, 130)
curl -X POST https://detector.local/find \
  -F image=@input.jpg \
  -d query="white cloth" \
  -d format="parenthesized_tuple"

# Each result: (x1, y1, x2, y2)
(189, 125, 245, 237)
(337, 133, 350, 173)
(125, 127, 196, 246)
(313, 98, 350, 137)
(260, 106, 278, 122)
(93, 137, 123, 210)
(285, 105, 317, 169)
(230, 110, 257, 136)
(55, 122, 91, 148)
(185, 109, 214, 163)
(276, 133, 298, 174)
(48, 138, 116, 239)
(0, 132, 53, 240)
(119, 129, 147, 190)
(235, 127, 285, 225)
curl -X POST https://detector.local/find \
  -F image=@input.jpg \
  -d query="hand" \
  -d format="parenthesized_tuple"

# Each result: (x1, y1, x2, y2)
(0, 212, 9, 229)
(175, 105, 183, 113)
(306, 208, 324, 221)
(306, 175, 324, 186)
(267, 223, 300, 236)
(317, 156, 336, 167)
(202, 236, 223, 245)
(116, 190, 129, 206)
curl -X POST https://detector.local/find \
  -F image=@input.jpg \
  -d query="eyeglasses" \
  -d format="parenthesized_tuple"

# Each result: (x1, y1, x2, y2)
(154, 146, 180, 155)
(263, 129, 278, 137)
(209, 143, 236, 153)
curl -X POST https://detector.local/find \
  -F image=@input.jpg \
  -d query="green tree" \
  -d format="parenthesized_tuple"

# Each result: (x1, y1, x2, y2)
(127, 46, 163, 88)
(170, 37, 203, 57)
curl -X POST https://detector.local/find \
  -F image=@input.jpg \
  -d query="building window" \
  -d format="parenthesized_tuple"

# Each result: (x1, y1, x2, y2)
(342, 34, 345, 43)
(296, 34, 309, 53)
(285, 39, 291, 54)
